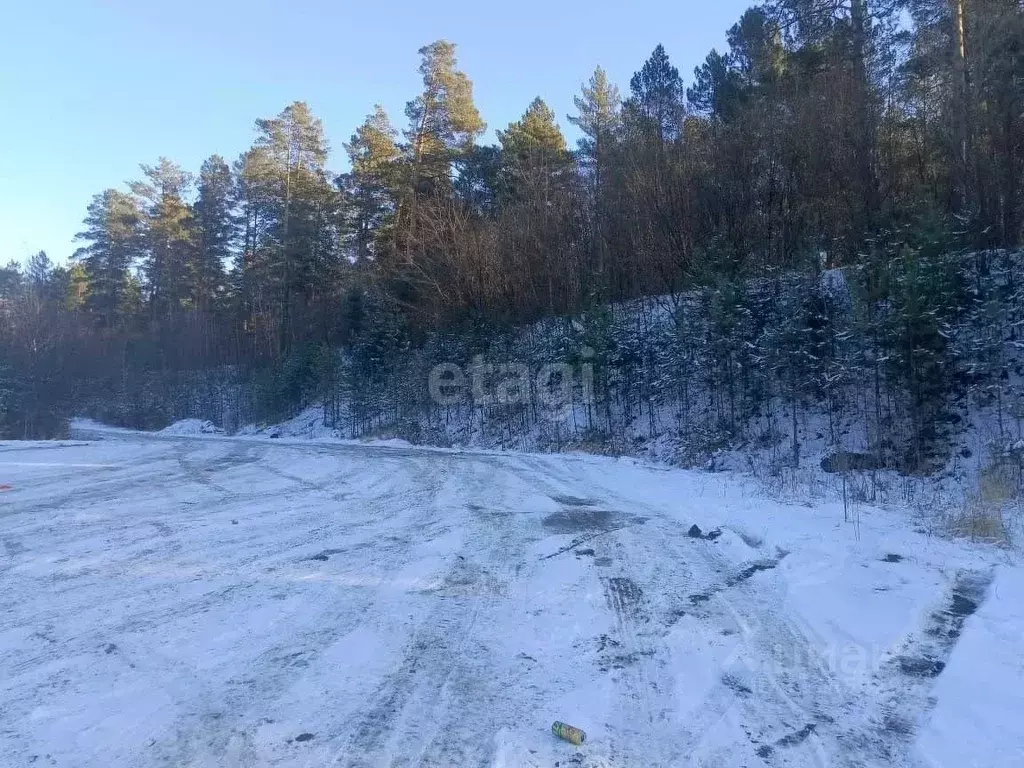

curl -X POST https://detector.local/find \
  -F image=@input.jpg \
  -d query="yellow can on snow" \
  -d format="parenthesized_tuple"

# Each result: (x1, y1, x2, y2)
(551, 721, 586, 745)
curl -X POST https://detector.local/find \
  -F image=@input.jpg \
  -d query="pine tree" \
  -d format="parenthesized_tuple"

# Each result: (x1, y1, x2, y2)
(624, 44, 685, 143)
(238, 102, 340, 354)
(496, 97, 572, 202)
(130, 158, 195, 322)
(726, 8, 785, 89)
(768, 0, 892, 240)
(192, 155, 235, 312)
(454, 144, 501, 214)
(404, 40, 486, 189)
(25, 251, 52, 291)
(343, 105, 401, 261)
(391, 41, 486, 315)
(688, 9, 784, 120)
(73, 189, 143, 327)
(568, 67, 621, 186)
(65, 261, 88, 311)
(569, 67, 621, 289)
(24, 251, 67, 309)
(0, 261, 21, 299)
(688, 50, 738, 118)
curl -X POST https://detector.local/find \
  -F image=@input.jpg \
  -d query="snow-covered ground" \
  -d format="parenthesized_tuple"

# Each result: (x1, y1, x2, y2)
(159, 419, 226, 437)
(1, 425, 1021, 766)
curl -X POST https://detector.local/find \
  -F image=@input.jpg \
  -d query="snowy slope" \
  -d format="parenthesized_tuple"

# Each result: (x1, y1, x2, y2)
(1, 429, 1021, 766)
(159, 419, 226, 436)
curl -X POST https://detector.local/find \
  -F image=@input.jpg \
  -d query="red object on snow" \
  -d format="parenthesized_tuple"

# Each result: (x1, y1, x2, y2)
(0, 484, 12, 492)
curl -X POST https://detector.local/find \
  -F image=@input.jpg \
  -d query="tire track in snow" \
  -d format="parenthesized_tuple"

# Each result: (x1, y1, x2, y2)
(600, 569, 669, 765)
(412, 457, 564, 767)
(851, 568, 995, 766)
(517, 460, 868, 767)
(490, 455, 692, 765)
(330, 457, 495, 767)
(3, 436, 1000, 768)
(0, 448, 178, 519)
(331, 455, 551, 767)
(1, 437, 455, 768)
(157, 449, 459, 767)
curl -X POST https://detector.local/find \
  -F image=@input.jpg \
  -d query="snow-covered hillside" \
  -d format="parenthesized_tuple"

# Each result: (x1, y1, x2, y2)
(1, 426, 1021, 766)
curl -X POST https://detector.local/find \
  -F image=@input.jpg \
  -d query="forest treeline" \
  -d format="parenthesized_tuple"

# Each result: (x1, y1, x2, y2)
(2, 0, 1023, 473)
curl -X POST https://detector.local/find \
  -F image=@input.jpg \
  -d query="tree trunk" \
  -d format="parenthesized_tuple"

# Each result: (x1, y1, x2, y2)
(850, 0, 878, 240)
(949, 0, 973, 217)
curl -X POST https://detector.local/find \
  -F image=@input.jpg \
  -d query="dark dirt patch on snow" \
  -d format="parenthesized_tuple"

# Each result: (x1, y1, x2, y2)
(721, 674, 752, 696)
(776, 723, 817, 748)
(603, 577, 645, 622)
(726, 559, 782, 587)
(306, 548, 345, 562)
(755, 723, 818, 759)
(551, 495, 597, 507)
(684, 555, 786, 612)
(893, 569, 992, 679)
(897, 656, 946, 678)
(601, 649, 655, 671)
(857, 568, 996, 762)
(542, 508, 623, 534)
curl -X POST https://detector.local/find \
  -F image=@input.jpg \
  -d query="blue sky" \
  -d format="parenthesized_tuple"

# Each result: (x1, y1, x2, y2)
(1, 0, 752, 265)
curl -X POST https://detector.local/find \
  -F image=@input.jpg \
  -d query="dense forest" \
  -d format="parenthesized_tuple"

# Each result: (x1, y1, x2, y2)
(2, 0, 1023, 487)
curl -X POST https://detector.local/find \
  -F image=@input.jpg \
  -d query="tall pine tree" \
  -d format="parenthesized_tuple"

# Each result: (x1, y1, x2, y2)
(404, 40, 485, 190)
(343, 105, 401, 262)
(192, 155, 235, 312)
(130, 158, 194, 323)
(73, 189, 142, 328)
(497, 97, 573, 203)
(624, 44, 685, 143)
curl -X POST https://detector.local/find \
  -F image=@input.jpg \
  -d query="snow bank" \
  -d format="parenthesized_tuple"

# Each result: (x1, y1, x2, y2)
(235, 407, 338, 440)
(69, 418, 138, 436)
(915, 566, 1024, 767)
(236, 407, 422, 449)
(159, 419, 225, 436)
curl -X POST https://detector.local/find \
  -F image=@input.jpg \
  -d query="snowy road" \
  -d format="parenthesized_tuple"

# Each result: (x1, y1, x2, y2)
(2, 431, 1022, 767)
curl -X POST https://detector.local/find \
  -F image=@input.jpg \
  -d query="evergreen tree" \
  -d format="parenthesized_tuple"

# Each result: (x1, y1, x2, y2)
(568, 66, 621, 186)
(454, 144, 501, 214)
(238, 102, 340, 354)
(6, 17, 1024, 464)
(192, 155, 235, 311)
(404, 40, 485, 189)
(569, 67, 621, 287)
(343, 105, 401, 261)
(130, 158, 195, 322)
(688, 50, 739, 118)
(25, 251, 51, 285)
(391, 41, 486, 315)
(496, 97, 572, 202)
(688, 9, 784, 120)
(725, 8, 785, 90)
(73, 189, 142, 327)
(0, 261, 21, 299)
(624, 44, 685, 142)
